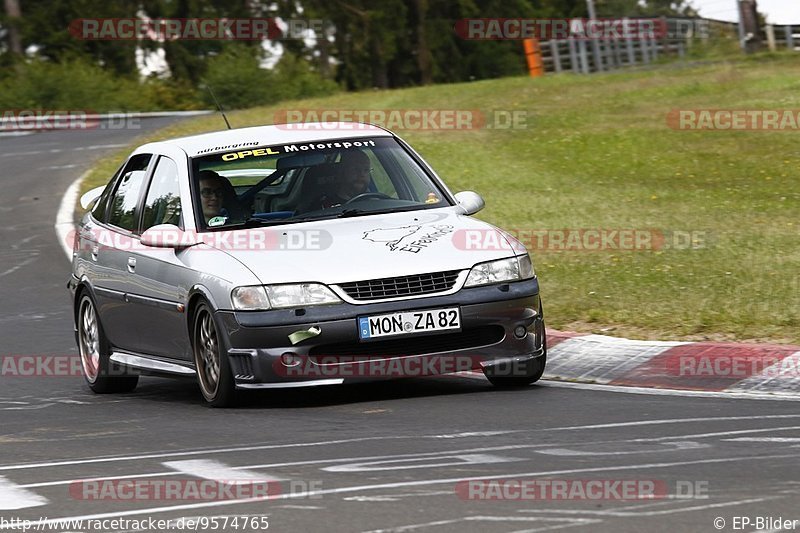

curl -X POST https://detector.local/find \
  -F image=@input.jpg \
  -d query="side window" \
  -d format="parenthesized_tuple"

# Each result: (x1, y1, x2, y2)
(142, 156, 182, 231)
(107, 154, 152, 232)
(91, 165, 123, 222)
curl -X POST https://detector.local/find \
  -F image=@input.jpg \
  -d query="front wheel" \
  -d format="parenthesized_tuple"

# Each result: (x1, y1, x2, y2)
(192, 302, 237, 407)
(77, 294, 138, 394)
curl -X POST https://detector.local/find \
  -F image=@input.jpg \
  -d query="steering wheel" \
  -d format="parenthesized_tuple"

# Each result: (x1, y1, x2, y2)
(344, 192, 392, 204)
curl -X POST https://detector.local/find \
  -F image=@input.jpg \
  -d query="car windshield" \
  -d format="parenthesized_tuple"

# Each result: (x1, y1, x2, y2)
(191, 136, 451, 230)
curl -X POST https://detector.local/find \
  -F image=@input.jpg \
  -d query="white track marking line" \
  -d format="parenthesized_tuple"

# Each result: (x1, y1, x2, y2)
(163, 459, 283, 483)
(4, 415, 800, 472)
(0, 257, 37, 279)
(632, 425, 800, 442)
(539, 380, 800, 401)
(19, 425, 800, 490)
(518, 497, 772, 517)
(323, 453, 525, 472)
(723, 437, 800, 443)
(0, 476, 49, 510)
(4, 452, 798, 530)
(546, 414, 800, 432)
(362, 515, 600, 533)
(55, 170, 89, 260)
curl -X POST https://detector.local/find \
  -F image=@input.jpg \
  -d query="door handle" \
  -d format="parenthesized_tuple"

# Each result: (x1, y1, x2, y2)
(127, 257, 137, 273)
(91, 245, 99, 261)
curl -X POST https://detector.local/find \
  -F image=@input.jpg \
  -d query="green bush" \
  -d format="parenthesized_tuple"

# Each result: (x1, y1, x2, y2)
(0, 57, 203, 111)
(201, 46, 338, 109)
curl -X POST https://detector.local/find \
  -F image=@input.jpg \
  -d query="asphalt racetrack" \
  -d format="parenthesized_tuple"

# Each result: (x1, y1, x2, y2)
(1, 123, 799, 532)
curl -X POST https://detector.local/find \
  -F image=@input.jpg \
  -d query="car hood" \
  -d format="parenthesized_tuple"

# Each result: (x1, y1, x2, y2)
(208, 209, 523, 286)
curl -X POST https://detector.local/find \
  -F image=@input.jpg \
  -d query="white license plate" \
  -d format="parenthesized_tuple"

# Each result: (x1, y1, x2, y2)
(358, 307, 461, 340)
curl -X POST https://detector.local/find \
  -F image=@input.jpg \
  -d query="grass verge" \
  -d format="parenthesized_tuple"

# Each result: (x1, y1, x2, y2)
(79, 53, 800, 344)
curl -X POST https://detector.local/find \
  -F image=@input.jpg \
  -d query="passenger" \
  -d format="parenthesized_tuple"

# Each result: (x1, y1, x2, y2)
(198, 170, 239, 224)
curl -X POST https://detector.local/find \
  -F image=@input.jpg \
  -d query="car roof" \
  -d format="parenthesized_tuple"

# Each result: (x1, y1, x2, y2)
(146, 122, 393, 158)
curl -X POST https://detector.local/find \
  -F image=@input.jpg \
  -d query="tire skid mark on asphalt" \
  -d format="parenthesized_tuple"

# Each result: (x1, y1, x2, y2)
(2, 452, 798, 528)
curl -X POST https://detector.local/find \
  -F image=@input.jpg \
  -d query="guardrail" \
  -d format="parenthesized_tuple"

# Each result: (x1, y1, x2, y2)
(539, 17, 800, 74)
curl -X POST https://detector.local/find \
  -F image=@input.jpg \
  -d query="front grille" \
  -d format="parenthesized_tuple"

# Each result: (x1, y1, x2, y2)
(308, 326, 505, 359)
(339, 270, 461, 301)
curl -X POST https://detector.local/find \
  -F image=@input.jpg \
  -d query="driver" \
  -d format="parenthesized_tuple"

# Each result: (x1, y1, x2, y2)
(316, 150, 372, 209)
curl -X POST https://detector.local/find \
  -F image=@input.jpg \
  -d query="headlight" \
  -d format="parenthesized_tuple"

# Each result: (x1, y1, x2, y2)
(231, 286, 270, 310)
(265, 283, 341, 309)
(464, 255, 535, 288)
(518, 254, 535, 279)
(232, 283, 341, 310)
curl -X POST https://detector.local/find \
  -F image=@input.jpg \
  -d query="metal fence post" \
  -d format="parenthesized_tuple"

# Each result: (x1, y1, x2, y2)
(591, 39, 603, 72)
(765, 24, 776, 51)
(550, 40, 563, 73)
(569, 38, 579, 73)
(613, 38, 623, 66)
(578, 39, 590, 73)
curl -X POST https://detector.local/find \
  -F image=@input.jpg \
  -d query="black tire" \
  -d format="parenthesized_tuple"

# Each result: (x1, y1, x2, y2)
(484, 322, 547, 388)
(192, 301, 237, 407)
(76, 293, 139, 394)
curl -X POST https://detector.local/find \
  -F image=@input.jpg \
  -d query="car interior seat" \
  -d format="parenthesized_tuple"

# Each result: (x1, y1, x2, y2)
(293, 163, 341, 214)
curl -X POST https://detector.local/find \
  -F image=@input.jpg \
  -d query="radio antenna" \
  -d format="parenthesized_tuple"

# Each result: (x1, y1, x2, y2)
(206, 85, 232, 130)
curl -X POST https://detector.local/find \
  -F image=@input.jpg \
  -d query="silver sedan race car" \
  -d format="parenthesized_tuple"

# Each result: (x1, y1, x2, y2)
(68, 123, 546, 406)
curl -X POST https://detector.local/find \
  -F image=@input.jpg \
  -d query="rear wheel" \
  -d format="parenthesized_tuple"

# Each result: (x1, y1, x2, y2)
(77, 294, 138, 393)
(192, 302, 237, 407)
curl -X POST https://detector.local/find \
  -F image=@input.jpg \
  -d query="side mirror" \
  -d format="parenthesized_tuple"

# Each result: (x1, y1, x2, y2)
(80, 186, 106, 210)
(454, 191, 485, 215)
(140, 224, 197, 249)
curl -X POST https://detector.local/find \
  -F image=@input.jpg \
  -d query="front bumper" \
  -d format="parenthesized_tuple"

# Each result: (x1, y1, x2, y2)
(216, 278, 545, 388)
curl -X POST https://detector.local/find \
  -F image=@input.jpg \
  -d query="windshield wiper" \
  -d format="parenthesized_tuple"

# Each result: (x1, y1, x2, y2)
(336, 206, 425, 218)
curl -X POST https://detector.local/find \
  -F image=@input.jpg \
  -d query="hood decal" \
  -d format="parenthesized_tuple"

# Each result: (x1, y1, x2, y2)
(363, 224, 454, 254)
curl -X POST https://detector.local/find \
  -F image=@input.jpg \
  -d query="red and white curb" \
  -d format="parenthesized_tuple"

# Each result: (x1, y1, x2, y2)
(545, 331, 800, 397)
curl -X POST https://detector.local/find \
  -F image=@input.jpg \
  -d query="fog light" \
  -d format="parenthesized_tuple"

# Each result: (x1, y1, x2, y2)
(281, 352, 301, 367)
(514, 326, 528, 339)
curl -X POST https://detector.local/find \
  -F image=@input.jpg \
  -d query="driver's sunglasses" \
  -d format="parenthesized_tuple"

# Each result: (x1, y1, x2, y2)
(200, 188, 224, 198)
